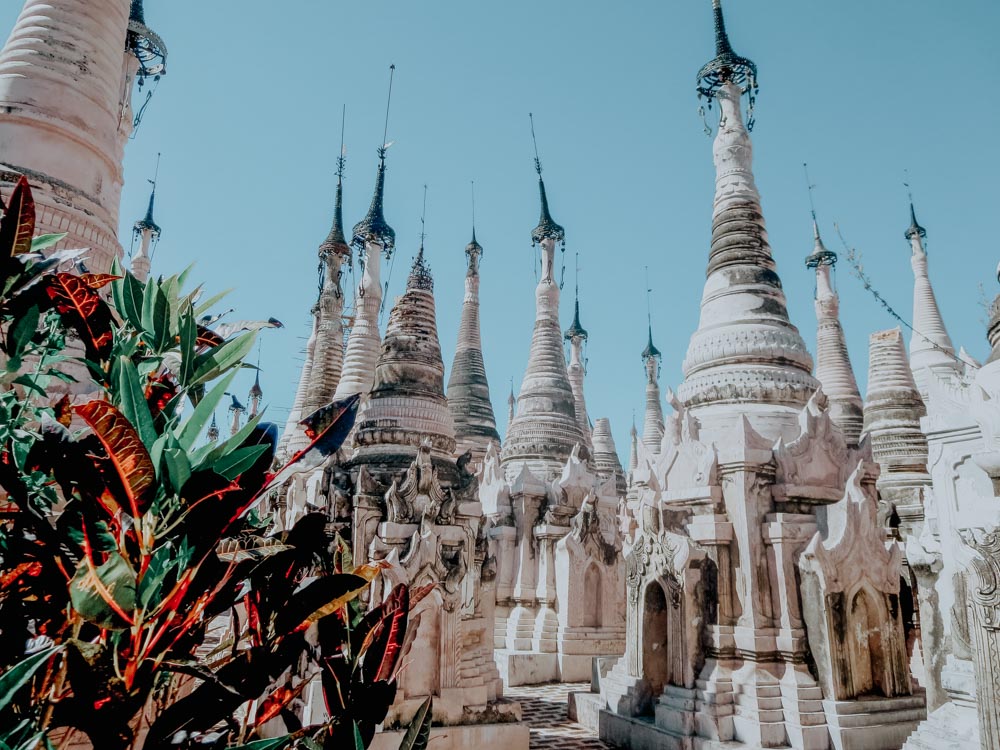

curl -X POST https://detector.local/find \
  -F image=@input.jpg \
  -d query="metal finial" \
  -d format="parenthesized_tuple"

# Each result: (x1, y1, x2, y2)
(903, 169, 927, 241)
(336, 104, 346, 179)
(471, 180, 477, 239)
(151, 151, 161, 190)
(803, 163, 836, 268)
(420, 183, 427, 249)
(642, 266, 661, 361)
(133, 152, 162, 240)
(380, 64, 396, 162)
(564, 251, 587, 341)
(529, 112, 542, 176)
(696, 0, 759, 120)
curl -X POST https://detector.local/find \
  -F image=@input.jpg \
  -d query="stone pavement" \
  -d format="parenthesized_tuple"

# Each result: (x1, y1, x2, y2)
(508, 682, 611, 750)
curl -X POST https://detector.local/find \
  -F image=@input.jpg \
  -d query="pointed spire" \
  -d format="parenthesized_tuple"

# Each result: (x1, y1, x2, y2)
(466, 181, 483, 275)
(207, 412, 219, 443)
(679, 2, 816, 442)
(529, 113, 565, 246)
(592, 418, 627, 495)
(628, 417, 639, 474)
(903, 182, 960, 391)
(133, 152, 161, 239)
(320, 105, 350, 257)
(351, 66, 396, 255)
(508, 381, 517, 425)
(564, 260, 591, 450)
(802, 166, 862, 445)
(904, 199, 927, 241)
(642, 324, 661, 361)
(248, 368, 263, 419)
(696, 0, 758, 105)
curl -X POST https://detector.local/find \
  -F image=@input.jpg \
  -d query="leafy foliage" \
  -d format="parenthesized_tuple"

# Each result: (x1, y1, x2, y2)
(0, 179, 417, 749)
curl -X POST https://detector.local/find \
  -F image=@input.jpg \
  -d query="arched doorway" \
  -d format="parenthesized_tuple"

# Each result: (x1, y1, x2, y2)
(848, 588, 886, 697)
(583, 563, 602, 628)
(642, 582, 672, 702)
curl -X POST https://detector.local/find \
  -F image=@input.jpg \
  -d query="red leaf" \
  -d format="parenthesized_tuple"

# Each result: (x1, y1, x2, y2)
(253, 683, 307, 727)
(45, 273, 115, 361)
(144, 372, 178, 419)
(0, 561, 43, 589)
(74, 400, 156, 518)
(0, 176, 36, 257)
(80, 273, 121, 291)
(363, 584, 409, 684)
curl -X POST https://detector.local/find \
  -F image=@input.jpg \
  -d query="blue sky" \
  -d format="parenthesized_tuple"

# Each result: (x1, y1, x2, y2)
(3, 0, 998, 458)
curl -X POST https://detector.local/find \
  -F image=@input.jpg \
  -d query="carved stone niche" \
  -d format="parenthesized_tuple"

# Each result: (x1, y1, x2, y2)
(799, 460, 912, 702)
(602, 530, 710, 733)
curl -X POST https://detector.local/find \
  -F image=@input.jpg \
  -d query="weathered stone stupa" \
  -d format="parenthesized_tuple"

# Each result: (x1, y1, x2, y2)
(590, 5, 923, 749)
(0, 0, 166, 271)
(447, 227, 501, 465)
(805, 219, 863, 446)
(592, 417, 627, 495)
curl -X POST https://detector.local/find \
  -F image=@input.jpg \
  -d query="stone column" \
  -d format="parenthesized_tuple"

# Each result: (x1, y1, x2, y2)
(960, 527, 1000, 750)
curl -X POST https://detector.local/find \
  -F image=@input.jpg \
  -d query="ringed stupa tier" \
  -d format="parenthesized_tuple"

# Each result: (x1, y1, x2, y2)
(333, 148, 394, 402)
(446, 228, 501, 463)
(564, 293, 593, 452)
(0, 0, 166, 272)
(905, 200, 961, 396)
(678, 2, 816, 442)
(641, 325, 665, 452)
(592, 417, 626, 494)
(501, 134, 585, 481)
(352, 247, 457, 470)
(805, 220, 863, 445)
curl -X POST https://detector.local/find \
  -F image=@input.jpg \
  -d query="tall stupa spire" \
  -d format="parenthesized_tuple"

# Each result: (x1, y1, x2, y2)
(447, 181, 501, 463)
(353, 203, 456, 467)
(502, 115, 584, 480)
(279, 109, 352, 456)
(680, 0, 817, 442)
(130, 152, 161, 282)
(0, 0, 167, 271)
(641, 276, 665, 452)
(903, 183, 961, 395)
(564, 254, 592, 451)
(335, 66, 397, 402)
(803, 165, 863, 445)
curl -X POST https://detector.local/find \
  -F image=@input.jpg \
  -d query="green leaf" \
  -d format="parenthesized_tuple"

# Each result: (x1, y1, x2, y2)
(29, 233, 66, 253)
(189, 331, 256, 387)
(193, 287, 233, 317)
(11, 375, 45, 397)
(69, 553, 136, 630)
(120, 273, 145, 330)
(176, 369, 237, 450)
(212, 444, 269, 481)
(0, 645, 61, 713)
(163, 447, 192, 493)
(178, 301, 197, 387)
(7, 304, 38, 358)
(116, 357, 157, 449)
(397, 697, 433, 750)
(138, 544, 176, 611)
(141, 278, 170, 352)
(353, 722, 365, 750)
(189, 413, 261, 471)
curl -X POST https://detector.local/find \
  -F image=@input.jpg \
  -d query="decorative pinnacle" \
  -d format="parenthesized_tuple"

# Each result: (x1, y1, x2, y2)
(249, 370, 263, 400)
(696, 0, 758, 102)
(352, 66, 396, 254)
(642, 267, 661, 360)
(528, 113, 565, 245)
(133, 152, 161, 239)
(466, 181, 483, 273)
(408, 185, 434, 292)
(802, 163, 837, 269)
(565, 252, 587, 341)
(322, 107, 349, 256)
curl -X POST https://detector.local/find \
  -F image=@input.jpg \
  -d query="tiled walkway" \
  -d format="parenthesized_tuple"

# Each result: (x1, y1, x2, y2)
(508, 682, 612, 750)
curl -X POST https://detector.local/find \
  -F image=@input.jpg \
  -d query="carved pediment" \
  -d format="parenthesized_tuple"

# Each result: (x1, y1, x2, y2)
(624, 530, 706, 604)
(799, 460, 900, 595)
(659, 411, 718, 493)
(774, 388, 858, 493)
(478, 442, 512, 520)
(385, 441, 454, 525)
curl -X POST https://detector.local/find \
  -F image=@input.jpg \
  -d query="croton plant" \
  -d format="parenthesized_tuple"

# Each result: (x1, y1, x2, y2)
(0, 177, 431, 750)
